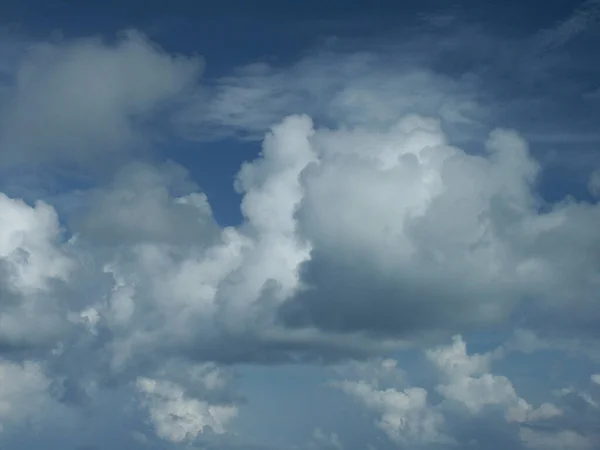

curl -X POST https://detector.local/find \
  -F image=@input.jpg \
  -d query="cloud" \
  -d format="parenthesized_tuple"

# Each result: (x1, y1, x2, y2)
(274, 114, 600, 342)
(171, 10, 600, 188)
(0, 193, 73, 351)
(0, 15, 599, 449)
(0, 359, 61, 433)
(70, 161, 220, 246)
(330, 335, 581, 449)
(2, 109, 599, 386)
(0, 193, 71, 292)
(136, 373, 238, 443)
(335, 380, 448, 447)
(0, 30, 202, 166)
(534, 0, 600, 49)
(426, 336, 561, 423)
(174, 51, 483, 142)
(516, 376, 600, 450)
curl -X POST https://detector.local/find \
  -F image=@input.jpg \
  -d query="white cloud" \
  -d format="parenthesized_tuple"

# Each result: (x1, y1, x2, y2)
(136, 369, 238, 443)
(0, 193, 71, 293)
(427, 336, 561, 423)
(175, 52, 482, 142)
(333, 336, 593, 449)
(0, 194, 73, 349)
(331, 345, 449, 447)
(275, 114, 600, 342)
(0, 20, 599, 450)
(2, 108, 598, 379)
(592, 374, 600, 385)
(335, 380, 449, 447)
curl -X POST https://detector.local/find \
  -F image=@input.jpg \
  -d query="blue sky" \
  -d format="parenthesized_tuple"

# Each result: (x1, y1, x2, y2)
(0, 1, 600, 449)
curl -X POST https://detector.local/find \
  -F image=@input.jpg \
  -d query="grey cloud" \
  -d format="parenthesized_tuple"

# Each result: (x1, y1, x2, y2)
(274, 117, 599, 344)
(0, 12, 599, 448)
(0, 30, 202, 166)
(4, 111, 598, 381)
(70, 161, 220, 247)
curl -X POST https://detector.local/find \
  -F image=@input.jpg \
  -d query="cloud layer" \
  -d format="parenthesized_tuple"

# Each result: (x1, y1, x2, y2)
(0, 14, 599, 449)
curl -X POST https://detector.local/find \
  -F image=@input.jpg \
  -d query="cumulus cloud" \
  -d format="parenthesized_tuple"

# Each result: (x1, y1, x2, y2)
(1, 104, 599, 448)
(275, 115, 600, 342)
(0, 30, 202, 165)
(2, 109, 599, 382)
(0, 15, 599, 449)
(71, 161, 220, 246)
(136, 373, 238, 442)
(330, 335, 576, 449)
(0, 193, 73, 351)
(335, 380, 448, 446)
(0, 193, 71, 292)
(517, 389, 599, 450)
(426, 336, 561, 423)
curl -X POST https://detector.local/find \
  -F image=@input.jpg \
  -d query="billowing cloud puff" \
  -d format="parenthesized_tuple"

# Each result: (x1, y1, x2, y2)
(0, 14, 599, 449)
(330, 334, 600, 449)
(2, 110, 599, 377)
(426, 336, 561, 423)
(15, 106, 594, 446)
(0, 193, 72, 350)
(276, 115, 600, 342)
(136, 368, 238, 442)
(329, 334, 581, 449)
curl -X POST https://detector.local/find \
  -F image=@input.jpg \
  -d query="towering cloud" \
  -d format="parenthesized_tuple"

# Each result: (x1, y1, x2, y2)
(0, 8, 598, 447)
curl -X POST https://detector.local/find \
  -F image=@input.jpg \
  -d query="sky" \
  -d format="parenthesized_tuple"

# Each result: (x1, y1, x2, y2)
(0, 1, 599, 449)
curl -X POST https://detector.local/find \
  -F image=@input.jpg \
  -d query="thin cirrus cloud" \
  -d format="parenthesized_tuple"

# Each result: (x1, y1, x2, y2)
(172, 0, 600, 178)
(0, 3, 599, 449)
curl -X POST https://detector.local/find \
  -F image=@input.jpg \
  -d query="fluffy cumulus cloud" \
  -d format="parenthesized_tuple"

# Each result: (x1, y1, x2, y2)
(335, 379, 448, 446)
(2, 111, 600, 447)
(0, 193, 73, 350)
(0, 10, 599, 449)
(331, 335, 598, 449)
(426, 336, 561, 424)
(30, 110, 599, 374)
(277, 115, 600, 342)
(136, 374, 237, 442)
